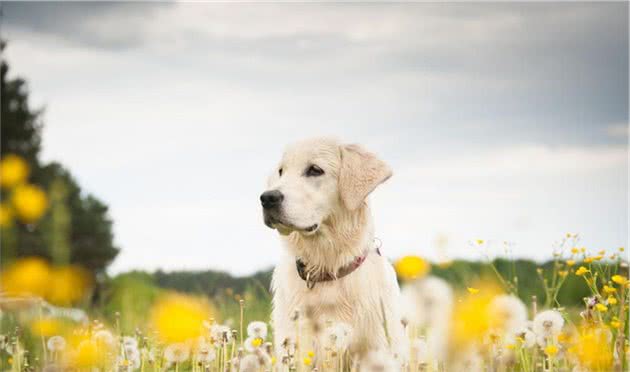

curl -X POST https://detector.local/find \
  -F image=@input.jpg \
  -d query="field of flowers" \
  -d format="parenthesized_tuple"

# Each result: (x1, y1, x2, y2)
(0, 153, 628, 372)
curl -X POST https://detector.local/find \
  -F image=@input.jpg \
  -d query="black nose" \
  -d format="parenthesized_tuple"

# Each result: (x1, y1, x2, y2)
(260, 190, 284, 209)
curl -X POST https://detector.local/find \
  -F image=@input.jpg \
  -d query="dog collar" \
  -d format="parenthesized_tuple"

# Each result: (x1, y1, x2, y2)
(295, 247, 381, 289)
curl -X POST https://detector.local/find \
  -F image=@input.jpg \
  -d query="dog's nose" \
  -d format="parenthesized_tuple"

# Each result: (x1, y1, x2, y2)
(260, 190, 284, 209)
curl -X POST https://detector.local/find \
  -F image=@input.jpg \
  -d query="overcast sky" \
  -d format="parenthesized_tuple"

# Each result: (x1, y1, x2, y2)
(2, 2, 628, 275)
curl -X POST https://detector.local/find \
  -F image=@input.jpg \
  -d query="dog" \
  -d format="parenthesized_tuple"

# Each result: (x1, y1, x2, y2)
(260, 137, 408, 367)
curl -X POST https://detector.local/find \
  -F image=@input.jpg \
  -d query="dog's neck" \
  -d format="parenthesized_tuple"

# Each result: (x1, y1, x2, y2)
(283, 203, 373, 277)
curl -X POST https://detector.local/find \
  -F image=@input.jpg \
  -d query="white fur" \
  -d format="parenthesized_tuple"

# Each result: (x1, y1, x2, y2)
(263, 138, 408, 366)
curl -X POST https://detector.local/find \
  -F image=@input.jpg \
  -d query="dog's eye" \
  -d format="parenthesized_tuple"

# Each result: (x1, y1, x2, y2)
(278, 168, 283, 177)
(305, 164, 324, 177)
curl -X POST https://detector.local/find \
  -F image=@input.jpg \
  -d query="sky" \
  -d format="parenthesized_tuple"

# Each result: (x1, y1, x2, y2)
(2, 2, 628, 275)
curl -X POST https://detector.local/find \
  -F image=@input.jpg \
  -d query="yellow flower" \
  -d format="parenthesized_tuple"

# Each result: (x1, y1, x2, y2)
(0, 203, 12, 228)
(30, 318, 62, 337)
(566, 260, 576, 267)
(607, 296, 617, 305)
(0, 155, 29, 189)
(12, 184, 48, 223)
(603, 285, 616, 294)
(557, 332, 569, 343)
(584, 257, 594, 264)
(150, 293, 212, 343)
(592, 255, 604, 261)
(572, 326, 613, 370)
(307, 351, 315, 358)
(394, 255, 430, 281)
(476, 239, 485, 245)
(559, 270, 568, 278)
(252, 338, 263, 348)
(505, 343, 516, 350)
(303, 357, 312, 366)
(580, 247, 586, 253)
(598, 250, 606, 255)
(612, 275, 628, 285)
(451, 286, 501, 346)
(0, 257, 50, 298)
(73, 340, 99, 368)
(610, 318, 621, 329)
(619, 247, 625, 252)
(575, 266, 589, 276)
(46, 266, 92, 306)
(595, 303, 608, 312)
(571, 247, 579, 254)
(545, 344, 559, 357)
(467, 287, 480, 294)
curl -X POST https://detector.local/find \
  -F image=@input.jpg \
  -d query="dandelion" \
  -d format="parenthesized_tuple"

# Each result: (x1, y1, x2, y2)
(0, 203, 12, 227)
(559, 270, 568, 277)
(46, 336, 66, 352)
(150, 293, 212, 343)
(1, 257, 50, 298)
(544, 344, 558, 357)
(12, 184, 48, 223)
(303, 356, 312, 366)
(239, 354, 261, 372)
(122, 336, 138, 349)
(610, 318, 621, 329)
(360, 350, 400, 372)
(611, 275, 628, 285)
(394, 255, 430, 280)
(72, 339, 100, 368)
(575, 266, 589, 276)
(533, 310, 564, 346)
(572, 326, 613, 370)
(571, 247, 579, 254)
(30, 318, 61, 337)
(209, 324, 232, 343)
(324, 322, 353, 351)
(595, 303, 608, 312)
(46, 265, 91, 306)
(606, 296, 617, 305)
(195, 340, 216, 363)
(164, 343, 190, 364)
(603, 285, 616, 294)
(93, 329, 115, 348)
(0, 154, 29, 189)
(467, 287, 480, 294)
(489, 295, 527, 333)
(244, 336, 264, 352)
(246, 321, 268, 339)
(515, 326, 536, 348)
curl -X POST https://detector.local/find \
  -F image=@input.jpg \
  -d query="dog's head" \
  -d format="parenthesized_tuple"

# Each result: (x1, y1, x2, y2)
(260, 137, 392, 236)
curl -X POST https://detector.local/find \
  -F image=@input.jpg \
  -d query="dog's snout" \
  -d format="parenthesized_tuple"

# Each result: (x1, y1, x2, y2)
(260, 190, 284, 209)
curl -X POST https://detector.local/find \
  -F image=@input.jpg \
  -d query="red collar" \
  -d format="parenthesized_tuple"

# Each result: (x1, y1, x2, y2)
(295, 248, 380, 289)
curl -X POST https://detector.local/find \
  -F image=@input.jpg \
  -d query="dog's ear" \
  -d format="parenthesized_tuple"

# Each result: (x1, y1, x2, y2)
(339, 144, 392, 211)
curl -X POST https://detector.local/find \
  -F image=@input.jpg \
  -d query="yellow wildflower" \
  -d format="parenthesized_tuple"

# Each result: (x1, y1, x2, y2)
(595, 303, 608, 312)
(12, 184, 48, 223)
(30, 318, 62, 337)
(46, 265, 92, 306)
(573, 326, 613, 370)
(451, 286, 501, 346)
(559, 270, 568, 278)
(619, 247, 625, 252)
(610, 317, 621, 329)
(476, 239, 484, 245)
(592, 255, 604, 261)
(303, 357, 312, 366)
(557, 332, 568, 343)
(467, 287, 480, 294)
(612, 275, 628, 285)
(505, 343, 515, 350)
(149, 293, 212, 343)
(545, 344, 559, 357)
(252, 338, 263, 348)
(603, 285, 616, 294)
(598, 250, 606, 255)
(0, 154, 29, 189)
(307, 351, 315, 358)
(0, 257, 50, 298)
(0, 203, 12, 228)
(607, 296, 617, 305)
(566, 260, 576, 267)
(73, 340, 100, 368)
(394, 255, 430, 281)
(580, 247, 586, 253)
(571, 247, 579, 254)
(575, 266, 589, 276)
(584, 257, 594, 264)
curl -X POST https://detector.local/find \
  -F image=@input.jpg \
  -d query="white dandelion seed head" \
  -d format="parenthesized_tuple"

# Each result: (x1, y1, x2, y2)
(164, 343, 190, 363)
(323, 322, 353, 351)
(401, 276, 453, 328)
(246, 321, 268, 339)
(533, 310, 564, 339)
(490, 295, 528, 333)
(92, 329, 115, 348)
(46, 336, 66, 352)
(195, 342, 216, 363)
(210, 324, 232, 343)
(514, 326, 536, 348)
(122, 336, 138, 349)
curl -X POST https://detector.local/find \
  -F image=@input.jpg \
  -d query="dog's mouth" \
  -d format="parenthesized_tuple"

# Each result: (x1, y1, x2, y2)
(264, 215, 319, 236)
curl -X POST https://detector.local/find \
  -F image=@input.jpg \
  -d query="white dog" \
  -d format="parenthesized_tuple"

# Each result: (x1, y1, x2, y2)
(260, 137, 408, 367)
